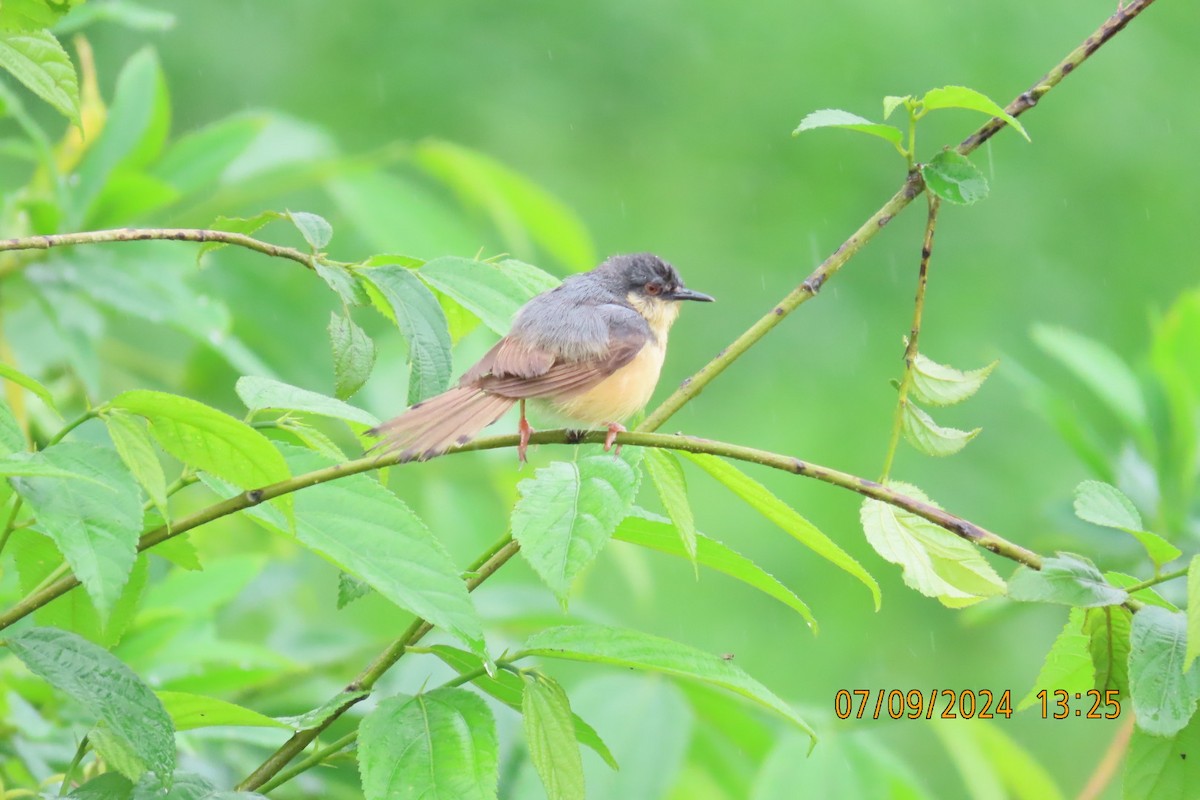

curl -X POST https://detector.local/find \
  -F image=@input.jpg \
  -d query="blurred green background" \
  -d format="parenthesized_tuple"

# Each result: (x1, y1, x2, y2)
(4, 0, 1198, 797)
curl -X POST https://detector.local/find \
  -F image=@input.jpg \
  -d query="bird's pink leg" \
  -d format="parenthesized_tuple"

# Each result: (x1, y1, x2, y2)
(518, 399, 534, 464)
(604, 422, 626, 456)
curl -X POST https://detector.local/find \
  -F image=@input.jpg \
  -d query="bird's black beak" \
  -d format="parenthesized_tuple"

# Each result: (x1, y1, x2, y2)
(668, 287, 715, 302)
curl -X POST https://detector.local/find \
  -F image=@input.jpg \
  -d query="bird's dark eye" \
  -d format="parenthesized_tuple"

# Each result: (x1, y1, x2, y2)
(645, 282, 662, 296)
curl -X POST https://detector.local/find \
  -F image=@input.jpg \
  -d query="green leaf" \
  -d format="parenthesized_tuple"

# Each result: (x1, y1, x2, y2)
(197, 210, 282, 260)
(0, 28, 78, 124)
(336, 571, 372, 609)
(1008, 553, 1129, 607)
(1129, 607, 1200, 736)
(1085, 606, 1132, 696)
(965, 721, 1066, 800)
(0, 0, 69, 29)
(0, 397, 22, 455)
(919, 85, 1030, 142)
(1187, 557, 1200, 671)
(157, 690, 289, 731)
(1074, 480, 1180, 568)
(644, 448, 698, 564)
(0, 359, 57, 411)
(286, 210, 332, 251)
(415, 139, 596, 269)
(860, 482, 1004, 608)
(428, 644, 617, 770)
(358, 688, 498, 800)
(512, 446, 643, 607)
(315, 260, 369, 306)
(274, 690, 369, 730)
(0, 454, 113, 480)
(683, 452, 880, 608)
(1031, 324, 1148, 432)
(1018, 608, 1093, 710)
(1107, 571, 1179, 612)
(12, 442, 143, 615)
(109, 389, 291, 496)
(920, 150, 989, 205)
(235, 375, 379, 426)
(524, 623, 816, 746)
(1125, 712, 1200, 800)
(792, 109, 903, 146)
(7, 627, 176, 783)
(419, 256, 538, 335)
(882, 95, 910, 120)
(902, 402, 980, 456)
(105, 411, 169, 524)
(68, 773, 135, 799)
(152, 113, 266, 196)
(362, 263, 453, 404)
(497, 258, 561, 296)
(55, 1, 177, 35)
(909, 354, 997, 407)
(329, 311, 376, 400)
(523, 673, 586, 800)
(614, 510, 815, 629)
(278, 419, 348, 461)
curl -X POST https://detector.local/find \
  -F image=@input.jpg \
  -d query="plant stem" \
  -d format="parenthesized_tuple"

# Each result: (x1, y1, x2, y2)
(880, 194, 940, 481)
(45, 409, 96, 447)
(57, 735, 89, 797)
(1124, 564, 1189, 595)
(255, 731, 357, 794)
(0, 496, 24, 558)
(638, 0, 1158, 435)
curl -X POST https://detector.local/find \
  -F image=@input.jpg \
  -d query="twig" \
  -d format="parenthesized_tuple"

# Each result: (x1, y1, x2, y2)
(1124, 564, 1188, 594)
(255, 731, 357, 794)
(1075, 716, 1135, 800)
(881, 194, 940, 480)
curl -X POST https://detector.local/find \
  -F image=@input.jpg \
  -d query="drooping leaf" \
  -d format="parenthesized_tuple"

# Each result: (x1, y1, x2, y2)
(523, 672, 586, 800)
(902, 402, 980, 456)
(12, 442, 143, 615)
(920, 150, 989, 205)
(1031, 324, 1148, 433)
(156, 691, 289, 731)
(235, 375, 379, 426)
(1018, 608, 1093, 710)
(362, 263, 453, 404)
(909, 354, 997, 407)
(285, 210, 332, 251)
(614, 510, 815, 629)
(1007, 554, 1128, 608)
(329, 311, 376, 400)
(0, 28, 79, 124)
(860, 482, 1003, 608)
(7, 627, 176, 784)
(1124, 712, 1200, 800)
(1085, 605, 1132, 697)
(684, 452, 880, 608)
(419, 256, 537, 335)
(0, 359, 57, 411)
(882, 95, 911, 120)
(512, 446, 642, 607)
(644, 448, 698, 564)
(1128, 607, 1200, 736)
(1074, 480, 1180, 568)
(792, 109, 903, 146)
(104, 411, 170, 524)
(919, 85, 1030, 141)
(358, 688, 498, 800)
(524, 623, 816, 745)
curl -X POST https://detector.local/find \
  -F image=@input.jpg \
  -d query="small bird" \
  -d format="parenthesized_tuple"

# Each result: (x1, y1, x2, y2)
(369, 253, 714, 462)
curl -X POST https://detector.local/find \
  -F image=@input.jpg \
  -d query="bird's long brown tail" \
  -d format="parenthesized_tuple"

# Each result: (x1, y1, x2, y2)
(367, 386, 515, 462)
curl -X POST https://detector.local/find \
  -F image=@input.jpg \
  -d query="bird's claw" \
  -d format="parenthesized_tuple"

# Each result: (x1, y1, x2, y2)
(518, 414, 534, 464)
(604, 422, 626, 457)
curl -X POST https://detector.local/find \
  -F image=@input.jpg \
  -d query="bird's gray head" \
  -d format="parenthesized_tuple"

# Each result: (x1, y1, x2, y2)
(595, 253, 714, 304)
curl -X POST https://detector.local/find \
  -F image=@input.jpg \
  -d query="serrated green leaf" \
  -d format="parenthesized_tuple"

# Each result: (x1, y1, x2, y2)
(315, 260, 369, 306)
(428, 644, 617, 770)
(614, 510, 815, 629)
(0, 396, 24, 455)
(882, 95, 910, 120)
(419, 256, 538, 335)
(902, 402, 980, 456)
(7, 627, 176, 783)
(0, 28, 79, 123)
(359, 688, 498, 800)
(336, 571, 372, 609)
(197, 210, 283, 260)
(1186, 557, 1200, 671)
(524, 623, 816, 746)
(12, 442, 143, 615)
(909, 354, 997, 407)
(1129, 607, 1200, 736)
(1074, 480, 1180, 568)
(157, 690, 289, 731)
(513, 446, 642, 607)
(1031, 324, 1148, 432)
(278, 419, 348, 461)
(1017, 608, 1092, 710)
(1085, 605, 1132, 696)
(919, 85, 1030, 142)
(274, 690, 369, 730)
(152, 113, 266, 196)
(0, 454, 110, 480)
(860, 482, 1004, 608)
(683, 451, 880, 609)
(235, 375, 378, 426)
(523, 673, 585, 800)
(644, 448, 697, 564)
(792, 109, 903, 146)
(497, 258, 561, 296)
(362, 263, 453, 404)
(67, 772, 135, 799)
(415, 138, 596, 269)
(286, 210, 332, 250)
(0, 359, 57, 411)
(1008, 554, 1129, 607)
(1124, 712, 1200, 800)
(105, 411, 169, 523)
(920, 150, 989, 205)
(329, 311, 376, 400)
